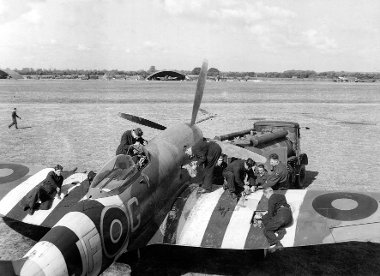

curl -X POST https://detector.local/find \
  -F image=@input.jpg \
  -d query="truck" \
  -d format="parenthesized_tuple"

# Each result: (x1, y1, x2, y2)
(214, 121, 308, 189)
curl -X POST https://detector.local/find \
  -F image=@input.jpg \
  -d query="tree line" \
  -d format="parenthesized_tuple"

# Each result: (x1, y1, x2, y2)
(191, 68, 380, 80)
(12, 67, 380, 80)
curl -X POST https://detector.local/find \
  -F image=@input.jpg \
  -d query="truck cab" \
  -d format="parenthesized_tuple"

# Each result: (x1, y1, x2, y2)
(215, 121, 308, 188)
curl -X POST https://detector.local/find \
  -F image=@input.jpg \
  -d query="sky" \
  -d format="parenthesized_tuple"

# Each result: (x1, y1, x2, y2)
(0, 0, 379, 72)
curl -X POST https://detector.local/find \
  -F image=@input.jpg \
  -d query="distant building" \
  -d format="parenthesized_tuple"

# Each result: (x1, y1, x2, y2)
(103, 72, 116, 80)
(337, 76, 348, 82)
(334, 76, 358, 82)
(146, 70, 187, 81)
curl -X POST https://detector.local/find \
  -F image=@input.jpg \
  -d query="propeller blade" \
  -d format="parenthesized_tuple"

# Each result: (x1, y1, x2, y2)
(196, 114, 217, 124)
(118, 112, 167, 130)
(190, 60, 208, 126)
(213, 141, 267, 164)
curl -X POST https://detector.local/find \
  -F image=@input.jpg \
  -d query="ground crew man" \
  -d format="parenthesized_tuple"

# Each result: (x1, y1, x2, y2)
(21, 164, 64, 215)
(213, 154, 227, 185)
(262, 153, 288, 190)
(116, 128, 146, 155)
(185, 139, 222, 193)
(8, 108, 21, 129)
(258, 187, 293, 252)
(255, 163, 268, 187)
(129, 143, 150, 168)
(223, 158, 255, 199)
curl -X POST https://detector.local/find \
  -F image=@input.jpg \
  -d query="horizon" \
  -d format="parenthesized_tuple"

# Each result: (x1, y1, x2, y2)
(3, 67, 380, 74)
(1, 0, 379, 72)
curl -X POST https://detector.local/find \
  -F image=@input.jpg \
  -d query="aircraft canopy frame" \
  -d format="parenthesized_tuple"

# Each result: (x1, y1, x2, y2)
(91, 154, 139, 191)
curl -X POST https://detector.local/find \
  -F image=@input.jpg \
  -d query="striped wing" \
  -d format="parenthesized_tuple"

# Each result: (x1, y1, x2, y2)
(150, 185, 380, 249)
(0, 162, 88, 229)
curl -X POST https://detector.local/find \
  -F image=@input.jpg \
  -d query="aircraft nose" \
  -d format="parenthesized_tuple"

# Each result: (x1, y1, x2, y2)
(19, 200, 131, 276)
(21, 209, 103, 276)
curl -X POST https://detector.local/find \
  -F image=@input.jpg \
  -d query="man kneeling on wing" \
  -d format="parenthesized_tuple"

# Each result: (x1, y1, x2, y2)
(254, 187, 293, 252)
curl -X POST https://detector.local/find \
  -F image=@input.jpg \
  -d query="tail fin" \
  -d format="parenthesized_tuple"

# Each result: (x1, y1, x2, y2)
(0, 258, 27, 276)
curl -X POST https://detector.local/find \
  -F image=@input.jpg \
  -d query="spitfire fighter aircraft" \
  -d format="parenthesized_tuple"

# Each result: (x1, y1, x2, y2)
(1, 61, 380, 275)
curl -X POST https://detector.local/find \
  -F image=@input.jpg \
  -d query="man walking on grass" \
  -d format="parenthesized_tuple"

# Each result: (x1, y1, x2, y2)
(8, 108, 21, 129)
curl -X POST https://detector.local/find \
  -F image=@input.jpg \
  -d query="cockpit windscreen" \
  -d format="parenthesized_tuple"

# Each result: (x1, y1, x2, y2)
(90, 154, 138, 191)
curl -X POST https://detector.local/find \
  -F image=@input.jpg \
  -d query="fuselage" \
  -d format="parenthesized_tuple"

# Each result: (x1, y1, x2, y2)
(19, 123, 203, 276)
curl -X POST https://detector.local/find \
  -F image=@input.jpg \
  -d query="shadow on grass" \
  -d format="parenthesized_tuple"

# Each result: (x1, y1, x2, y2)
(121, 242, 380, 276)
(3, 217, 49, 241)
(303, 170, 319, 188)
(249, 117, 267, 121)
(17, 126, 32, 130)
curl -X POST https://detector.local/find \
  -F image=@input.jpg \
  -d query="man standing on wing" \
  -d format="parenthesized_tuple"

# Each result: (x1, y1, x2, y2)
(213, 154, 227, 186)
(116, 128, 146, 155)
(185, 139, 222, 194)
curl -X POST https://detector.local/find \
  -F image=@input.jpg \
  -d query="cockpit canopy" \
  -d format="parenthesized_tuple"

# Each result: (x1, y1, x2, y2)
(90, 154, 139, 192)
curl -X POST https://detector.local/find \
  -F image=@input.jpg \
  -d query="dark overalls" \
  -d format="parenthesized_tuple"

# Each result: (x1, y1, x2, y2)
(262, 162, 288, 190)
(262, 193, 293, 245)
(8, 111, 20, 129)
(192, 140, 222, 192)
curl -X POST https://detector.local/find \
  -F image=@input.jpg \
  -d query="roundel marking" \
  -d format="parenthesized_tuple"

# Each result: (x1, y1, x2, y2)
(0, 163, 29, 184)
(331, 198, 358, 210)
(312, 192, 378, 221)
(110, 219, 123, 243)
(101, 206, 130, 258)
(0, 169, 13, 177)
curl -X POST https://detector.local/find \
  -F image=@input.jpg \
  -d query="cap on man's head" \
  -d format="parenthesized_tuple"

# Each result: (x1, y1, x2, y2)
(134, 128, 143, 137)
(269, 153, 279, 160)
(87, 171, 96, 182)
(257, 163, 265, 169)
(246, 158, 255, 168)
(54, 164, 63, 171)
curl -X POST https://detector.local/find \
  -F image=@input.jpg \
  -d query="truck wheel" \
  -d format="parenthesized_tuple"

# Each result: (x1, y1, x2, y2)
(295, 165, 306, 189)
(286, 162, 295, 188)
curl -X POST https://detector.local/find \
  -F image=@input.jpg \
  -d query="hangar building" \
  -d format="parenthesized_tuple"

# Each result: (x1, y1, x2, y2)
(146, 70, 187, 81)
(0, 69, 24, 79)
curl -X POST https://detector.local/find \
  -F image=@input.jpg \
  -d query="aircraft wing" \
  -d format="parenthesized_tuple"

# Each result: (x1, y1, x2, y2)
(149, 185, 380, 250)
(0, 161, 89, 229)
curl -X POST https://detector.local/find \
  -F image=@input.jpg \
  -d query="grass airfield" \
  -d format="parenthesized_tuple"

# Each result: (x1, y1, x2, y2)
(0, 79, 379, 275)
